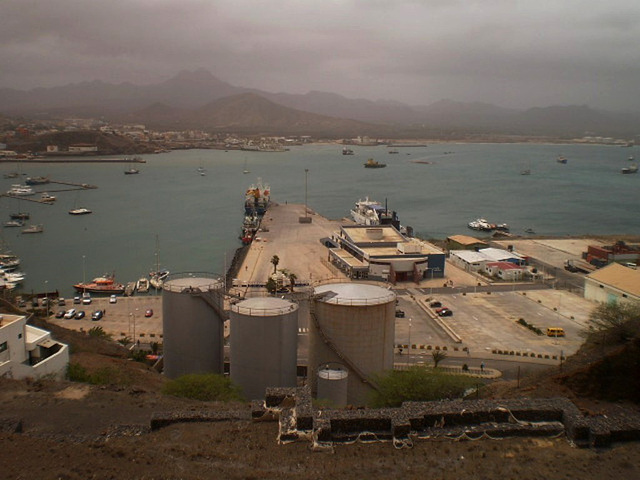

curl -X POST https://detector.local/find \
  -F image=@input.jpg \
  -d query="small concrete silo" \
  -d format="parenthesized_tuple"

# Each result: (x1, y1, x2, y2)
(309, 283, 396, 406)
(162, 273, 225, 379)
(317, 364, 349, 408)
(230, 296, 299, 400)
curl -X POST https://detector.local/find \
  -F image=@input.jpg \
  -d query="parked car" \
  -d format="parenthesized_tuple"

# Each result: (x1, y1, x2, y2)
(55, 310, 66, 319)
(73, 296, 81, 304)
(437, 308, 453, 317)
(75, 310, 86, 319)
(144, 308, 153, 318)
(17, 300, 26, 308)
(109, 295, 117, 304)
(57, 298, 66, 306)
(91, 310, 104, 321)
(429, 301, 442, 308)
(82, 293, 92, 305)
(63, 309, 76, 319)
(395, 309, 405, 318)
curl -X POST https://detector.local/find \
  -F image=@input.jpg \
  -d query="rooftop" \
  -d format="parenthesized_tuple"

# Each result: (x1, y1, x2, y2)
(586, 263, 640, 297)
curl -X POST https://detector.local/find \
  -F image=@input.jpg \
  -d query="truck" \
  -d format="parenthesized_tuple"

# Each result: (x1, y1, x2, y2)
(564, 259, 596, 273)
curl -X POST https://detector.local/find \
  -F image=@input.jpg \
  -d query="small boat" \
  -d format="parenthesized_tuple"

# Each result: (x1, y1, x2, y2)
(520, 169, 531, 175)
(621, 164, 638, 174)
(124, 281, 136, 296)
(342, 146, 354, 155)
(3, 220, 24, 228)
(40, 192, 56, 203)
(10, 212, 30, 220)
(3, 172, 19, 179)
(22, 224, 43, 234)
(136, 277, 150, 293)
(364, 158, 386, 168)
(69, 208, 92, 215)
(524, 228, 535, 234)
(556, 155, 568, 164)
(149, 269, 169, 289)
(388, 149, 399, 154)
(124, 168, 140, 175)
(629, 155, 634, 161)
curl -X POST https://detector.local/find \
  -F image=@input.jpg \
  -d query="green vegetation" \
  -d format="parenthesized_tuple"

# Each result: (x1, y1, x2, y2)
(431, 350, 447, 367)
(88, 326, 110, 338)
(270, 255, 280, 274)
(516, 318, 543, 335)
(66, 362, 131, 385)
(370, 366, 477, 408)
(162, 373, 244, 402)
(586, 301, 640, 345)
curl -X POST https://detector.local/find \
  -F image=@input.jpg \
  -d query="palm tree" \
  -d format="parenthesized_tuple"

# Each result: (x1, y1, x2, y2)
(271, 255, 280, 274)
(288, 272, 297, 292)
(431, 350, 447, 368)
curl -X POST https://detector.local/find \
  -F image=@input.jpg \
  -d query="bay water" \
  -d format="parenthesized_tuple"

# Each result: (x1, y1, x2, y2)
(3, 143, 638, 296)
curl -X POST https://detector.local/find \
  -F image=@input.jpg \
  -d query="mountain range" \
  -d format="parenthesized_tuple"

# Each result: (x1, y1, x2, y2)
(1, 68, 639, 138)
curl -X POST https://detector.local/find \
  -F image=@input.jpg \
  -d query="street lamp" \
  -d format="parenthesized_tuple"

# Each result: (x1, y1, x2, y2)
(44, 280, 49, 318)
(304, 168, 309, 218)
(82, 255, 86, 284)
(407, 317, 412, 358)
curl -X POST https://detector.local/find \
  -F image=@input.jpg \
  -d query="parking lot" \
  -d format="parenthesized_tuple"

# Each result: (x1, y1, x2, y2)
(47, 294, 163, 343)
(394, 287, 591, 358)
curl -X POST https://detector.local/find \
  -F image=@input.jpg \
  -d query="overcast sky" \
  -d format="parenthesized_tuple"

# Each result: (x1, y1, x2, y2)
(2, 0, 640, 111)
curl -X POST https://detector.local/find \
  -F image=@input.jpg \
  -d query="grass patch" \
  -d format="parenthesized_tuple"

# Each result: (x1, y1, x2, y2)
(162, 374, 244, 402)
(66, 362, 132, 386)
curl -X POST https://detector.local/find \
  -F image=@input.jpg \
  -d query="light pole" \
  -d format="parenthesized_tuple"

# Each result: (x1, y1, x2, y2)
(82, 255, 86, 284)
(304, 168, 309, 218)
(407, 317, 412, 358)
(44, 280, 49, 318)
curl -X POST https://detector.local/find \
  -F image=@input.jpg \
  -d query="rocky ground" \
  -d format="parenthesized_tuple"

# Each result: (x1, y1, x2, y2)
(2, 318, 640, 479)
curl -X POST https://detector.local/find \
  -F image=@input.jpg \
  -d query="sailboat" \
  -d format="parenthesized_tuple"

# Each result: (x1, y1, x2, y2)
(243, 157, 250, 174)
(149, 235, 169, 290)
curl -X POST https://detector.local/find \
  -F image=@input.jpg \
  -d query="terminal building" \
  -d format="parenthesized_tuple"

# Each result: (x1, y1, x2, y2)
(584, 263, 640, 303)
(325, 224, 445, 283)
(449, 247, 527, 273)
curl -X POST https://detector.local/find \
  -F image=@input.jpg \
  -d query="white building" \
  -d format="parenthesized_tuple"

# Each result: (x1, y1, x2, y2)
(584, 263, 640, 303)
(68, 144, 98, 152)
(484, 261, 526, 281)
(450, 247, 527, 272)
(0, 314, 69, 380)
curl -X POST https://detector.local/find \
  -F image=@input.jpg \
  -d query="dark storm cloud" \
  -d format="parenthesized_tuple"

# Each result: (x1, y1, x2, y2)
(1, 0, 640, 110)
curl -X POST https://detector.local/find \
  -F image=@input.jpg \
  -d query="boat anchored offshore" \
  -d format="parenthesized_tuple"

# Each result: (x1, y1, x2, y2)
(342, 146, 354, 155)
(7, 185, 35, 196)
(622, 164, 638, 174)
(69, 207, 92, 215)
(364, 158, 386, 168)
(556, 155, 568, 164)
(468, 218, 509, 232)
(21, 224, 44, 234)
(74, 273, 125, 294)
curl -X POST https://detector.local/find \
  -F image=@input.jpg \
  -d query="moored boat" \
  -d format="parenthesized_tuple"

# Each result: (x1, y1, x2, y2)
(7, 185, 35, 196)
(25, 175, 50, 185)
(556, 155, 568, 164)
(149, 270, 169, 289)
(3, 220, 24, 228)
(69, 207, 92, 215)
(621, 164, 638, 174)
(21, 224, 44, 234)
(40, 192, 56, 203)
(10, 212, 30, 220)
(74, 274, 125, 294)
(124, 168, 140, 175)
(136, 277, 150, 293)
(342, 146, 354, 155)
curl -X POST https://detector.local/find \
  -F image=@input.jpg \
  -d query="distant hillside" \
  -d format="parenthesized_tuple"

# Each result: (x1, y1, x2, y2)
(6, 130, 153, 155)
(2, 68, 640, 138)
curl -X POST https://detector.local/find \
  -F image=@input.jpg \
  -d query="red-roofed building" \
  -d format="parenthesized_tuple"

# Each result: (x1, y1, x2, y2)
(484, 261, 526, 281)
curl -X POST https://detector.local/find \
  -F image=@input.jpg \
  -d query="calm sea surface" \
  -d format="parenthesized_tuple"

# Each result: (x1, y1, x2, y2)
(3, 143, 638, 296)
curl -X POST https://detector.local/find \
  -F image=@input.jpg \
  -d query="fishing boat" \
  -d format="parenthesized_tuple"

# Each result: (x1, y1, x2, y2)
(364, 158, 386, 168)
(136, 277, 150, 293)
(10, 212, 30, 220)
(621, 164, 638, 174)
(69, 207, 92, 215)
(520, 169, 531, 175)
(124, 167, 140, 175)
(556, 155, 568, 164)
(22, 224, 44, 234)
(25, 175, 50, 185)
(73, 273, 125, 294)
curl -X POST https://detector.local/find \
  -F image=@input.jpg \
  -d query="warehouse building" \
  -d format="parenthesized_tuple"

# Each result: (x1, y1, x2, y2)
(584, 263, 640, 303)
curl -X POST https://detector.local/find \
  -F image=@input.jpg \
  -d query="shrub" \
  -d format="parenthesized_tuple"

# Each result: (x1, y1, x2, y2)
(370, 366, 476, 408)
(162, 374, 244, 402)
(66, 362, 130, 385)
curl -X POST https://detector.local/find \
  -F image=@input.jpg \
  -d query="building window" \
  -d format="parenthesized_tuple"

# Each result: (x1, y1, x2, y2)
(18, 333, 22, 339)
(599, 285, 604, 288)
(0, 341, 7, 353)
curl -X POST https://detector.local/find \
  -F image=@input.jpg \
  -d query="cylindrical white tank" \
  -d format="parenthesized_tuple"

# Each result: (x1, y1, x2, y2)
(309, 283, 396, 406)
(162, 273, 225, 379)
(230, 296, 299, 400)
(317, 364, 349, 408)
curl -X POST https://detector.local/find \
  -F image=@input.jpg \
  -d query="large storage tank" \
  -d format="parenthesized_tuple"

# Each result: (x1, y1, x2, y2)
(317, 364, 349, 408)
(309, 283, 396, 406)
(230, 296, 299, 400)
(162, 273, 225, 379)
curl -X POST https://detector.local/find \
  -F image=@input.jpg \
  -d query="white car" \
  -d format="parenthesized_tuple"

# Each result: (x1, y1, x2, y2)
(82, 293, 92, 305)
(63, 309, 76, 319)
(109, 295, 117, 304)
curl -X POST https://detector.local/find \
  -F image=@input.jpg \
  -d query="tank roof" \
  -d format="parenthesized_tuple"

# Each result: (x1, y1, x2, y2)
(318, 366, 348, 380)
(314, 283, 395, 306)
(162, 273, 223, 293)
(232, 296, 298, 316)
